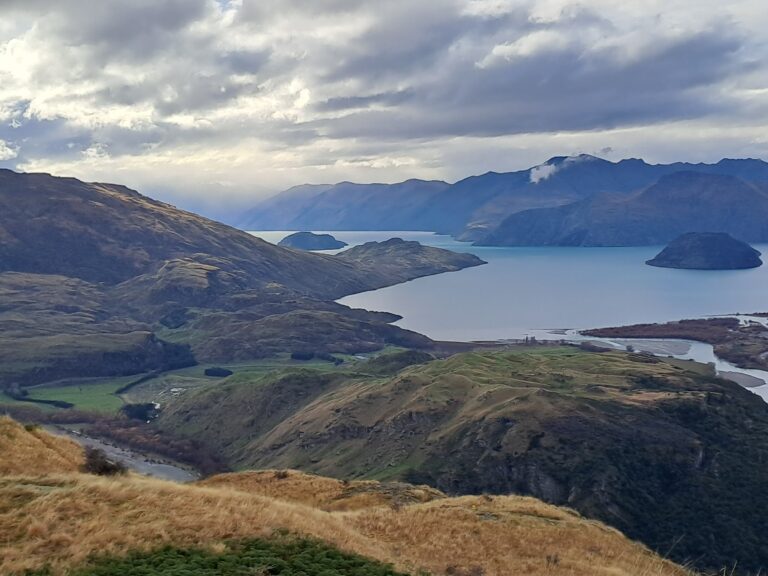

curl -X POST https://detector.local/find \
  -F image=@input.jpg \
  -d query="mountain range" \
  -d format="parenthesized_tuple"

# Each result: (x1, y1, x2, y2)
(239, 156, 768, 246)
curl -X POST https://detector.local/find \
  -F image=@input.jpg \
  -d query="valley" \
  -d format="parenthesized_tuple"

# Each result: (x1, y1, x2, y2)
(5, 2, 768, 575)
(3, 170, 768, 575)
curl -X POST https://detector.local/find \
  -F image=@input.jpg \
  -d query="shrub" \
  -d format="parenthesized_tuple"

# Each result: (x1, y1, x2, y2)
(82, 447, 127, 476)
(204, 367, 234, 377)
(25, 536, 411, 576)
(120, 403, 159, 422)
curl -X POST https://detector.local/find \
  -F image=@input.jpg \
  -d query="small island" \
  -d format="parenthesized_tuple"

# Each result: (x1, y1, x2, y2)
(278, 231, 348, 251)
(646, 232, 762, 270)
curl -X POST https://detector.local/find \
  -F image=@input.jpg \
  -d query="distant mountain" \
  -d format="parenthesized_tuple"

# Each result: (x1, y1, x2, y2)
(239, 179, 450, 231)
(646, 232, 763, 270)
(479, 172, 768, 246)
(240, 156, 768, 239)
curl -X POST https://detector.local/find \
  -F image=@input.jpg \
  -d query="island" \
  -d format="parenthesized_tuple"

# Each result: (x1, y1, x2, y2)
(646, 232, 762, 270)
(278, 231, 348, 250)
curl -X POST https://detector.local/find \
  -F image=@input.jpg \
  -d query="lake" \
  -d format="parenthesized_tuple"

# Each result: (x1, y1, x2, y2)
(252, 230, 768, 399)
(251, 230, 768, 342)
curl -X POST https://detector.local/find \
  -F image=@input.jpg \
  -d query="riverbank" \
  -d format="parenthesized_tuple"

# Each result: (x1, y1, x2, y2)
(44, 424, 199, 483)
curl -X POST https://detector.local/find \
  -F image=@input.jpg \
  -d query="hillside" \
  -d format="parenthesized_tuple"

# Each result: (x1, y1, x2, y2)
(0, 170, 483, 388)
(0, 419, 691, 576)
(0, 417, 84, 475)
(278, 231, 348, 250)
(156, 347, 768, 573)
(240, 179, 451, 231)
(479, 172, 768, 246)
(240, 156, 768, 239)
(337, 238, 485, 283)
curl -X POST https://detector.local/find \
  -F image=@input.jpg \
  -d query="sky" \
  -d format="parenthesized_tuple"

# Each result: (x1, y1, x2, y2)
(0, 0, 767, 217)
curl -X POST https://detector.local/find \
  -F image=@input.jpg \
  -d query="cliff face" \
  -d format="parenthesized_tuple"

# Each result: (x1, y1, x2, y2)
(646, 232, 763, 269)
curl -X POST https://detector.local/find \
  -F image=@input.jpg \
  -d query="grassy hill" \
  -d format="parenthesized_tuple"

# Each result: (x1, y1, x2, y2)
(0, 170, 484, 390)
(0, 417, 84, 475)
(156, 347, 768, 573)
(0, 417, 691, 576)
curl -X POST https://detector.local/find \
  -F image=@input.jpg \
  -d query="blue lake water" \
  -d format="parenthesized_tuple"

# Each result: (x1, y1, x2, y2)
(251, 230, 768, 342)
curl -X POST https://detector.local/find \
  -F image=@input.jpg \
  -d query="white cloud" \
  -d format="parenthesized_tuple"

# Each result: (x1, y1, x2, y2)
(0, 140, 17, 161)
(0, 0, 764, 214)
(529, 161, 558, 183)
(478, 30, 571, 68)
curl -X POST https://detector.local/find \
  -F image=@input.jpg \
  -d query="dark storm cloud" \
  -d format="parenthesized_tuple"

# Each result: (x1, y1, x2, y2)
(313, 7, 752, 139)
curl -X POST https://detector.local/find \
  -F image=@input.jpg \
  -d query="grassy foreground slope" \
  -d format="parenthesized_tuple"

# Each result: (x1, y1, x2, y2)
(0, 418, 690, 576)
(0, 417, 84, 475)
(157, 347, 768, 573)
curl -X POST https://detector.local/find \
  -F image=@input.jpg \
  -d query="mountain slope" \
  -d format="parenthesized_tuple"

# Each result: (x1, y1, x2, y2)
(240, 156, 768, 238)
(0, 419, 691, 576)
(0, 417, 84, 475)
(480, 172, 768, 246)
(240, 179, 450, 231)
(0, 170, 483, 388)
(156, 347, 768, 574)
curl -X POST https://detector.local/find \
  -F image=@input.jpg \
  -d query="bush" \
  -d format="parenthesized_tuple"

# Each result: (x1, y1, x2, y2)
(120, 403, 159, 422)
(290, 351, 315, 361)
(26, 536, 411, 575)
(82, 447, 127, 476)
(204, 367, 234, 377)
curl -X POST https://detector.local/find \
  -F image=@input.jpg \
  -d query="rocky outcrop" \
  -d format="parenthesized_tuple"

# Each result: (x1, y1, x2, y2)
(646, 232, 762, 270)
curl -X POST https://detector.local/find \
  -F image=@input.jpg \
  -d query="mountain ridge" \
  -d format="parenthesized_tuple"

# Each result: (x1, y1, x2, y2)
(238, 156, 768, 241)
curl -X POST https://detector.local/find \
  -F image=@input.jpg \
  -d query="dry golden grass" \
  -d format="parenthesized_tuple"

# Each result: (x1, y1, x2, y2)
(199, 469, 445, 511)
(0, 417, 83, 475)
(0, 420, 695, 576)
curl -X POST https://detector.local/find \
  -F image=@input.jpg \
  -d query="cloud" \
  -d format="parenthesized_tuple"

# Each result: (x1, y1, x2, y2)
(0, 140, 18, 161)
(0, 0, 765, 214)
(529, 162, 558, 183)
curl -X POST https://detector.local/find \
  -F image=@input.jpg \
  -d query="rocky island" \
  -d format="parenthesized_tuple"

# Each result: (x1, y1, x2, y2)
(278, 231, 348, 250)
(646, 232, 762, 270)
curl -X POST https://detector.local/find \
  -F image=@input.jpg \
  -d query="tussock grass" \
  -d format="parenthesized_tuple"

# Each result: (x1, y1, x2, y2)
(0, 417, 83, 475)
(0, 471, 693, 576)
(0, 419, 695, 576)
(199, 469, 444, 511)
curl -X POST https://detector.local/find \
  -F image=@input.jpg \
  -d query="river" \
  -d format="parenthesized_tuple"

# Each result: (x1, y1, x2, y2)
(45, 425, 199, 483)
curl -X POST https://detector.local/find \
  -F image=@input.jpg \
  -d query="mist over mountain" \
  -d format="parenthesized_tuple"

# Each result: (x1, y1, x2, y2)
(480, 172, 768, 246)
